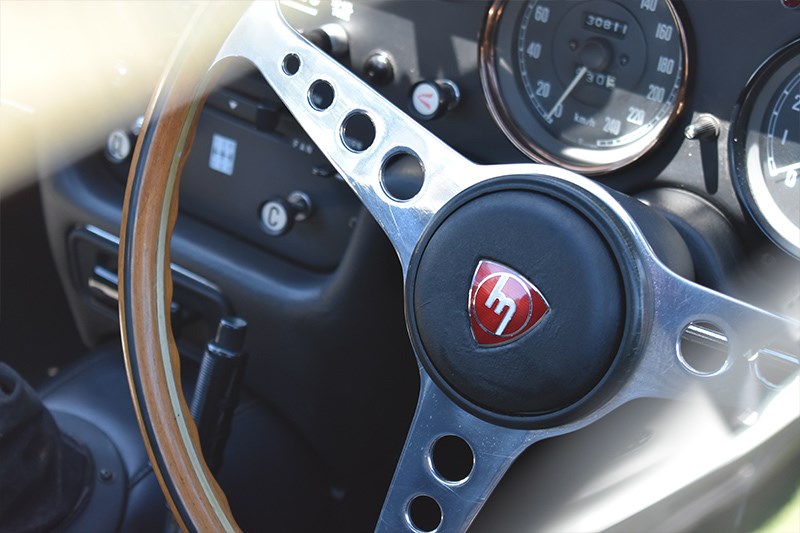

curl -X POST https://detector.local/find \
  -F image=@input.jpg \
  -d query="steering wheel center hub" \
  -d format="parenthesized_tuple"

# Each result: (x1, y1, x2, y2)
(407, 177, 627, 423)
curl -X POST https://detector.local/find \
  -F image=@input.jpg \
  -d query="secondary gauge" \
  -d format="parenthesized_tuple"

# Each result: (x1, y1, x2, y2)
(480, 0, 688, 174)
(731, 38, 800, 259)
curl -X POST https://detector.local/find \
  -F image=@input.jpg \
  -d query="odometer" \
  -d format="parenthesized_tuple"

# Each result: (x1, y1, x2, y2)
(480, 0, 688, 174)
(731, 39, 800, 259)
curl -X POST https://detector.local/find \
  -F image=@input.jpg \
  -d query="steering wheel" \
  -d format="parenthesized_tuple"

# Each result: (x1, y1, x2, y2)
(119, 3, 798, 531)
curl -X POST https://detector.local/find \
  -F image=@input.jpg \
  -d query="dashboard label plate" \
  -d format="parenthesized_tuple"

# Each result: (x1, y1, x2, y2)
(209, 133, 238, 176)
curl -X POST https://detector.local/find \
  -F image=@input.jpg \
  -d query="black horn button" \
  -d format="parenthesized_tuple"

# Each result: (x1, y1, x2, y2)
(408, 181, 626, 424)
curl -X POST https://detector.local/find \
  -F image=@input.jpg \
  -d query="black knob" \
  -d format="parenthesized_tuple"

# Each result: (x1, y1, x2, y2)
(363, 51, 394, 86)
(408, 79, 460, 120)
(213, 316, 248, 353)
(303, 23, 348, 57)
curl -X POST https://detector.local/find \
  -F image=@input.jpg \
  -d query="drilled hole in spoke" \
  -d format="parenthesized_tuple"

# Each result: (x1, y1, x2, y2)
(282, 54, 300, 75)
(308, 80, 334, 110)
(341, 112, 375, 152)
(430, 435, 473, 484)
(678, 321, 729, 375)
(754, 347, 799, 388)
(407, 495, 442, 532)
(382, 151, 424, 201)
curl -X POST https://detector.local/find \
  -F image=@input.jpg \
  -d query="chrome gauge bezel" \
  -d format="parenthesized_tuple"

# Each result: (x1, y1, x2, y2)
(479, 0, 690, 175)
(730, 38, 800, 259)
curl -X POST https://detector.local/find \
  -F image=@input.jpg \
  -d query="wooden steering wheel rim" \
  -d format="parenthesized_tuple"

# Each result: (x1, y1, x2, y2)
(118, 4, 245, 531)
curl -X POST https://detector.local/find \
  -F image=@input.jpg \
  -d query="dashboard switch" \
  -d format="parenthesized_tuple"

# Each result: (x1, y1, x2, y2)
(409, 79, 460, 120)
(131, 115, 144, 137)
(207, 88, 278, 132)
(304, 23, 349, 57)
(363, 52, 394, 86)
(259, 191, 313, 236)
(684, 114, 720, 141)
(287, 191, 313, 222)
(105, 130, 131, 163)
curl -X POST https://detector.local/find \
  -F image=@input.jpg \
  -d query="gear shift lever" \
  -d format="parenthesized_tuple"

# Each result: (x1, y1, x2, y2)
(190, 316, 248, 475)
(0, 363, 92, 532)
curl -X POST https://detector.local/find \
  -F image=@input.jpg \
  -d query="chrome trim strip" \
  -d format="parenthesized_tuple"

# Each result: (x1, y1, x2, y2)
(85, 223, 121, 245)
(758, 348, 800, 366)
(684, 323, 729, 346)
(83, 224, 222, 294)
(88, 277, 119, 302)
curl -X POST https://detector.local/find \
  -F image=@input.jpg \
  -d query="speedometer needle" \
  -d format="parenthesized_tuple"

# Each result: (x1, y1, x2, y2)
(546, 65, 588, 121)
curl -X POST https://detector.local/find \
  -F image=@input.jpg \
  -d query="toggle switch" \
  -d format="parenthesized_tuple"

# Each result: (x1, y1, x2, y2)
(259, 191, 313, 236)
(408, 79, 460, 120)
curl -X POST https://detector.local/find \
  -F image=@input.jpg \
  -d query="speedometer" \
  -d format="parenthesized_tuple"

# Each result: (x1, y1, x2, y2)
(480, 0, 688, 174)
(731, 39, 800, 259)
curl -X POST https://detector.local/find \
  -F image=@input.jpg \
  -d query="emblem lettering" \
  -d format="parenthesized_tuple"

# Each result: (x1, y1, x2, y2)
(484, 274, 517, 335)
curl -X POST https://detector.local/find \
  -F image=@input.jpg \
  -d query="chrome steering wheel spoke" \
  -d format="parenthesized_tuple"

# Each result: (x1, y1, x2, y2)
(625, 257, 799, 421)
(376, 370, 539, 532)
(213, 2, 484, 271)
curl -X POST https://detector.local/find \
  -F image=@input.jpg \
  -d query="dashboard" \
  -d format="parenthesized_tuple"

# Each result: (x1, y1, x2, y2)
(84, 0, 800, 272)
(34, 1, 799, 530)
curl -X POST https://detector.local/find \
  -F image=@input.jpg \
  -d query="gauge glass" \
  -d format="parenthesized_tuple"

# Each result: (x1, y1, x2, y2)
(481, 0, 688, 173)
(731, 39, 800, 258)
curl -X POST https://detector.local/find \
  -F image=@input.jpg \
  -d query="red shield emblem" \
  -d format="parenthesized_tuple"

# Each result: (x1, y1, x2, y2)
(469, 260, 549, 347)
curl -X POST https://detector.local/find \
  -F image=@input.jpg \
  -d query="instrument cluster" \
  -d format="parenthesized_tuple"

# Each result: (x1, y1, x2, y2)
(480, 0, 688, 174)
(477, 0, 798, 259)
